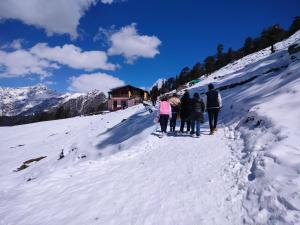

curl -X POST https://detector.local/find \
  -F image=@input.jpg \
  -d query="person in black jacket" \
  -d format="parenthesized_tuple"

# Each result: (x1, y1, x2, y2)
(205, 83, 222, 135)
(179, 91, 192, 133)
(190, 93, 205, 137)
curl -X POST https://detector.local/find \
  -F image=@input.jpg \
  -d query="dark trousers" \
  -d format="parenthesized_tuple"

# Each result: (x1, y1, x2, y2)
(191, 120, 201, 136)
(207, 108, 220, 132)
(159, 115, 169, 133)
(180, 119, 191, 132)
(170, 113, 177, 132)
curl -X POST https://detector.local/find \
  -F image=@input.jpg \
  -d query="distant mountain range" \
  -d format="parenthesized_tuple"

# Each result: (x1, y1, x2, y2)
(0, 84, 107, 126)
(0, 84, 63, 116)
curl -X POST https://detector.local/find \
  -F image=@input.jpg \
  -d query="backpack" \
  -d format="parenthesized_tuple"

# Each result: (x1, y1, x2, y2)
(194, 99, 205, 113)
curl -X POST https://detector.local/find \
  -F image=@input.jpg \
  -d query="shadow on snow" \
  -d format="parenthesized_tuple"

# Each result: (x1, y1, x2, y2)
(96, 109, 156, 152)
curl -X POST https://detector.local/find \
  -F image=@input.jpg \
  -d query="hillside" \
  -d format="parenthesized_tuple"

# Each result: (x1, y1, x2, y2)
(0, 84, 61, 116)
(0, 31, 300, 225)
(0, 85, 107, 126)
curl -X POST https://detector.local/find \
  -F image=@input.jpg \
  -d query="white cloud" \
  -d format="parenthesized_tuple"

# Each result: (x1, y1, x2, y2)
(107, 23, 161, 63)
(31, 43, 117, 71)
(10, 39, 23, 50)
(0, 49, 58, 78)
(0, 0, 114, 39)
(1, 39, 25, 50)
(0, 43, 117, 78)
(93, 25, 116, 45)
(68, 72, 125, 93)
(1, 39, 24, 50)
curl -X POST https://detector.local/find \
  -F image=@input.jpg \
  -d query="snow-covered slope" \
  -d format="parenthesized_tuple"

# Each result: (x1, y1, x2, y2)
(0, 104, 244, 225)
(0, 84, 61, 116)
(183, 30, 300, 224)
(1, 31, 300, 225)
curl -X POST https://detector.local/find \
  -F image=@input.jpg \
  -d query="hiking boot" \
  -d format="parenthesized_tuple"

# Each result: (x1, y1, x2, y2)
(210, 130, 215, 135)
(214, 128, 218, 132)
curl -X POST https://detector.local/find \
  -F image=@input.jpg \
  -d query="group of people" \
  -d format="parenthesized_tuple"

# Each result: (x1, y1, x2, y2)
(156, 83, 222, 138)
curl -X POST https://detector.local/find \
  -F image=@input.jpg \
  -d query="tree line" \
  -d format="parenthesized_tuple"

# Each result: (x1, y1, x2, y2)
(151, 16, 300, 97)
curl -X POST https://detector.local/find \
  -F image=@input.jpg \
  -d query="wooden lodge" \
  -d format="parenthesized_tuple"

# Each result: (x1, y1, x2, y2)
(107, 85, 149, 111)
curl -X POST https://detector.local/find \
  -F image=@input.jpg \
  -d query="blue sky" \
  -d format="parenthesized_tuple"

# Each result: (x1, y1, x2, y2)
(0, 0, 299, 93)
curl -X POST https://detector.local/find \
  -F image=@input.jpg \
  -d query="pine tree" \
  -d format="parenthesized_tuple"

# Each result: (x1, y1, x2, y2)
(150, 86, 159, 100)
(175, 75, 180, 89)
(288, 16, 300, 36)
(260, 24, 286, 53)
(204, 56, 215, 75)
(244, 37, 254, 56)
(253, 38, 261, 52)
(225, 48, 234, 64)
(189, 62, 203, 80)
(216, 44, 226, 69)
(177, 67, 190, 85)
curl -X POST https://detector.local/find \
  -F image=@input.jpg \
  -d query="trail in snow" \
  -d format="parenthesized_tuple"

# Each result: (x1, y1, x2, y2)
(0, 107, 243, 225)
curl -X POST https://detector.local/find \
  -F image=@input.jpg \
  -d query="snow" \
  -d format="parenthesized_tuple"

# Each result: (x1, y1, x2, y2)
(0, 104, 243, 225)
(151, 78, 166, 89)
(0, 84, 61, 116)
(60, 92, 85, 103)
(1, 31, 300, 224)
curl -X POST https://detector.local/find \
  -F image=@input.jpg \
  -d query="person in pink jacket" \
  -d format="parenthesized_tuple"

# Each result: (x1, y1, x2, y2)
(157, 96, 172, 137)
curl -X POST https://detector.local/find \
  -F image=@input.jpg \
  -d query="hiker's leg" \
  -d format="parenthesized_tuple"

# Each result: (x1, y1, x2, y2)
(180, 119, 185, 132)
(170, 118, 174, 131)
(163, 115, 169, 133)
(196, 121, 201, 136)
(187, 120, 191, 132)
(190, 120, 195, 134)
(159, 115, 164, 132)
(207, 110, 213, 132)
(213, 109, 219, 129)
(173, 113, 177, 131)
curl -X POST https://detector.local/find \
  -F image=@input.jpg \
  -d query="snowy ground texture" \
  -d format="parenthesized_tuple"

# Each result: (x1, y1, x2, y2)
(1, 31, 300, 225)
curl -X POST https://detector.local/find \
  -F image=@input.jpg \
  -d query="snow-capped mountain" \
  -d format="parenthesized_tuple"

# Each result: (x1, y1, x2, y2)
(0, 85, 107, 125)
(151, 78, 166, 89)
(55, 89, 107, 117)
(0, 84, 61, 116)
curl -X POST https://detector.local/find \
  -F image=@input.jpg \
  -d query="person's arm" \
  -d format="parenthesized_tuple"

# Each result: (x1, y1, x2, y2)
(204, 95, 208, 111)
(168, 103, 172, 118)
(201, 99, 206, 112)
(218, 92, 222, 108)
(157, 103, 161, 117)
